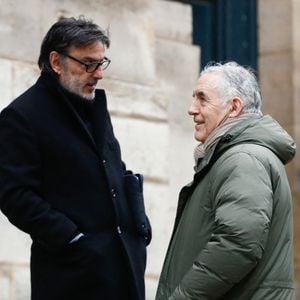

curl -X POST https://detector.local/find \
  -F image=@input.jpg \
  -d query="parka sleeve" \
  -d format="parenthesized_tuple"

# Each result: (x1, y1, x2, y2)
(170, 151, 273, 300)
(0, 108, 78, 251)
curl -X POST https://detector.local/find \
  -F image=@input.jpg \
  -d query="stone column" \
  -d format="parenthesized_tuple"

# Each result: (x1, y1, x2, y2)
(258, 0, 299, 296)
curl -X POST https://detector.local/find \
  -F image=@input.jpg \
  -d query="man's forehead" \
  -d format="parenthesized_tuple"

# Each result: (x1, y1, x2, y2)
(69, 41, 104, 52)
(195, 73, 221, 89)
(68, 42, 105, 58)
(193, 74, 223, 100)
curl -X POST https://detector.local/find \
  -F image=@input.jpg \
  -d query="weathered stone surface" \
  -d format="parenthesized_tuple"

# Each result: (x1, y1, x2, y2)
(0, 0, 200, 298)
(259, 0, 292, 54)
(102, 78, 167, 121)
(0, 59, 13, 111)
(0, 0, 41, 63)
(293, 0, 300, 52)
(12, 61, 40, 100)
(111, 117, 169, 179)
(154, 0, 193, 43)
(39, 0, 156, 86)
(0, 59, 40, 110)
(0, 59, 39, 111)
(145, 276, 159, 300)
(155, 38, 200, 129)
(39, 0, 111, 41)
(0, 214, 31, 262)
(144, 182, 173, 275)
(259, 53, 293, 126)
(102, 10, 156, 86)
(12, 267, 30, 300)
(258, 0, 298, 287)
(169, 126, 196, 199)
(0, 273, 10, 300)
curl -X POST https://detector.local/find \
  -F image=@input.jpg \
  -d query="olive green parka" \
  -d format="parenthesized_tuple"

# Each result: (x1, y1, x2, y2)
(156, 115, 296, 300)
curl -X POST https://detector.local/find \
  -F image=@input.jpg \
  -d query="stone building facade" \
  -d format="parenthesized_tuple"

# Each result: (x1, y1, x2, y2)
(0, 1, 199, 299)
(0, 0, 299, 299)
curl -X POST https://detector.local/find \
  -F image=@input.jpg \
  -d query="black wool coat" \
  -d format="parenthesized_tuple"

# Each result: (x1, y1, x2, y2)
(0, 73, 149, 300)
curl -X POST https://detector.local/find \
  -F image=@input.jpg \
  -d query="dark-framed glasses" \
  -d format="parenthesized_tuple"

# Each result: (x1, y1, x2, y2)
(61, 53, 111, 73)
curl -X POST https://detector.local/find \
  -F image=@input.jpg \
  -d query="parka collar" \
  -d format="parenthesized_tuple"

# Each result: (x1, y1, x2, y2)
(194, 114, 296, 173)
(194, 115, 261, 173)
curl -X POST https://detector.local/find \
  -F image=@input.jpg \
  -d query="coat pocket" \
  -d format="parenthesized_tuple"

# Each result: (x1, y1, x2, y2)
(124, 171, 151, 244)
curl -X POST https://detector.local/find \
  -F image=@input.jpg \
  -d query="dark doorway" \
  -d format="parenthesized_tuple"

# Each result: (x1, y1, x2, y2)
(172, 0, 258, 71)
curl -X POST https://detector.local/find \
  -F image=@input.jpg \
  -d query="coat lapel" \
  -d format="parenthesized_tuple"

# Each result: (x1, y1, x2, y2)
(90, 90, 109, 156)
(38, 73, 109, 158)
(58, 93, 100, 155)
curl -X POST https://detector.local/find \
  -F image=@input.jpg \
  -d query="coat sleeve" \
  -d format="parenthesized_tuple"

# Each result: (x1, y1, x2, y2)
(170, 151, 273, 300)
(0, 108, 78, 251)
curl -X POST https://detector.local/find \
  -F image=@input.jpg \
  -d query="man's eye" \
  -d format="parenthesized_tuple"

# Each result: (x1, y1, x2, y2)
(86, 62, 98, 65)
(199, 98, 208, 105)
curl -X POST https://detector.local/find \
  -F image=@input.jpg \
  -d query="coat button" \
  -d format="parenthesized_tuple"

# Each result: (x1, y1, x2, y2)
(102, 159, 106, 164)
(117, 226, 122, 234)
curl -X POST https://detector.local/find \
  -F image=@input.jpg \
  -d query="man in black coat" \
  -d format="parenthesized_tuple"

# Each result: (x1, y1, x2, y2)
(0, 16, 151, 300)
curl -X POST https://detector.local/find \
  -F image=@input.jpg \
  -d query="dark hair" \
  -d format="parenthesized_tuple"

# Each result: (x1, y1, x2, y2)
(38, 16, 110, 73)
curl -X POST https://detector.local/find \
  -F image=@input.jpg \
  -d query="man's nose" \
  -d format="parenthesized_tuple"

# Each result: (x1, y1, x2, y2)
(93, 67, 104, 80)
(188, 99, 199, 115)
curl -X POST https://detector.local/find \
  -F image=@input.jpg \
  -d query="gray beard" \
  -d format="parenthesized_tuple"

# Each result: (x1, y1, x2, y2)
(59, 81, 96, 102)
(59, 77, 95, 101)
(63, 84, 95, 101)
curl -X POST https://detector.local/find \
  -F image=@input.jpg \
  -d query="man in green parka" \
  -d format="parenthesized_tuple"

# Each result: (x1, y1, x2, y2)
(156, 62, 296, 300)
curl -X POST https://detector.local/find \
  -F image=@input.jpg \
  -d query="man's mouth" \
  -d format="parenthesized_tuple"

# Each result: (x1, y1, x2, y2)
(86, 81, 98, 89)
(194, 120, 204, 130)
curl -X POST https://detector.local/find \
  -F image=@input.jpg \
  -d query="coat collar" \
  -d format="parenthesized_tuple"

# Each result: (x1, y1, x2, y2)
(36, 72, 109, 157)
(194, 115, 262, 174)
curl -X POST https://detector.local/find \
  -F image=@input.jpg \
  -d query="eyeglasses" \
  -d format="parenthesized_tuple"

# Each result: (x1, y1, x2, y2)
(61, 53, 111, 73)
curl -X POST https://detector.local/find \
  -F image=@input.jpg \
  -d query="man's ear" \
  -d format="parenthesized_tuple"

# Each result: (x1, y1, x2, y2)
(229, 97, 244, 117)
(49, 51, 62, 75)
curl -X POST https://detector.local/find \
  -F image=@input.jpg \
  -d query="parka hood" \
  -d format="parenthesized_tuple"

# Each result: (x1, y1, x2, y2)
(217, 115, 296, 165)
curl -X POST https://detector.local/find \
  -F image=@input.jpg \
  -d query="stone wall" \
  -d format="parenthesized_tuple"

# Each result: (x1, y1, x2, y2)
(0, 0, 199, 299)
(258, 1, 300, 294)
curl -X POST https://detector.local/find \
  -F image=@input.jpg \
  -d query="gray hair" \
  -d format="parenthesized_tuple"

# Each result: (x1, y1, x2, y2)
(200, 61, 262, 114)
